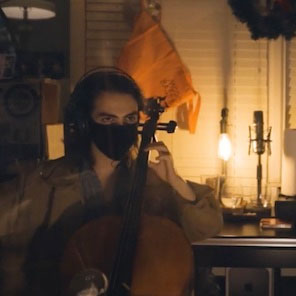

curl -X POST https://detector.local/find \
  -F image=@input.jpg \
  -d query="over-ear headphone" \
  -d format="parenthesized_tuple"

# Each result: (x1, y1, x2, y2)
(64, 66, 144, 158)
(75, 66, 140, 88)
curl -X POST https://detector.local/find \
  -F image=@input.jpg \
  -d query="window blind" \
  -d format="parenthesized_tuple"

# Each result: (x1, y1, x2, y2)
(158, 0, 230, 183)
(85, 0, 134, 71)
(286, 39, 296, 129)
(226, 12, 269, 197)
(158, 0, 269, 194)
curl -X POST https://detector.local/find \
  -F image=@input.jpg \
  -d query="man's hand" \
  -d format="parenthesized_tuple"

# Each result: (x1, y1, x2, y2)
(145, 141, 196, 202)
(145, 141, 175, 183)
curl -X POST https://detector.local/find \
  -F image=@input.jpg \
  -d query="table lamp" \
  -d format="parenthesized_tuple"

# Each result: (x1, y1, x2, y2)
(1, 0, 56, 20)
(217, 108, 232, 204)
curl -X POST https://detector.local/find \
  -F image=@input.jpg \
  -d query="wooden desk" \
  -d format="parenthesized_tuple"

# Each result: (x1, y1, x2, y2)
(192, 221, 296, 295)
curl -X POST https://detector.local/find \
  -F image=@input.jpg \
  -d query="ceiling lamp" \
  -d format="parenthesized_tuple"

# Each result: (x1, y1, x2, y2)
(1, 0, 56, 20)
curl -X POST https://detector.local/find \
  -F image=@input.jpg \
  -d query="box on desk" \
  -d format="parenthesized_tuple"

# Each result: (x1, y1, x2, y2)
(260, 218, 293, 230)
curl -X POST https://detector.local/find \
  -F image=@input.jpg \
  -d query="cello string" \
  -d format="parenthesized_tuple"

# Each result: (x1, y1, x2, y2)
(73, 244, 87, 270)
(108, 111, 158, 294)
(108, 147, 150, 293)
(108, 152, 148, 293)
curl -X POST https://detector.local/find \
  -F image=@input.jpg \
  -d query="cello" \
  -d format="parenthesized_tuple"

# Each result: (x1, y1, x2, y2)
(60, 98, 194, 296)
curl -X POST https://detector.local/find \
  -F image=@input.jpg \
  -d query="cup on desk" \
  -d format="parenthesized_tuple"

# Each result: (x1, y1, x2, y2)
(221, 185, 244, 209)
(200, 175, 221, 200)
(242, 186, 277, 209)
(241, 186, 257, 203)
(201, 176, 244, 209)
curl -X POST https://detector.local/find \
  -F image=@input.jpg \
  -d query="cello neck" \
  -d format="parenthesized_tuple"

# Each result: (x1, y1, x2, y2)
(107, 99, 162, 295)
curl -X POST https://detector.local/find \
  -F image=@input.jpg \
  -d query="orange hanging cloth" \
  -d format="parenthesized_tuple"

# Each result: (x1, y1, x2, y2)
(117, 1, 200, 133)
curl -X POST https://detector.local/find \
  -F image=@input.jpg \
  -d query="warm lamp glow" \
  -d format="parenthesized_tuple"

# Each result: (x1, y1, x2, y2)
(218, 133, 232, 161)
(1, 0, 56, 20)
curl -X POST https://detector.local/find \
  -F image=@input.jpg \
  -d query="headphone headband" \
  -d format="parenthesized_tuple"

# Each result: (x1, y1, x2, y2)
(76, 66, 137, 86)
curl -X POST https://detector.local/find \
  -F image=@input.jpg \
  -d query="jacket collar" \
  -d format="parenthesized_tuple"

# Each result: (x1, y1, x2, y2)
(38, 157, 80, 186)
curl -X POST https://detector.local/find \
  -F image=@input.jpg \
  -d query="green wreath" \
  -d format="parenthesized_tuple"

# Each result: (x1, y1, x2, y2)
(228, 0, 296, 40)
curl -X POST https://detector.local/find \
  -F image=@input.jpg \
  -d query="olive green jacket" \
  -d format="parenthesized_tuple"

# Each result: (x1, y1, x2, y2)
(0, 157, 223, 295)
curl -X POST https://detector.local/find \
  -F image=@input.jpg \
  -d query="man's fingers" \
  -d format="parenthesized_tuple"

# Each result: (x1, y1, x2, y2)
(144, 141, 170, 153)
(145, 146, 171, 155)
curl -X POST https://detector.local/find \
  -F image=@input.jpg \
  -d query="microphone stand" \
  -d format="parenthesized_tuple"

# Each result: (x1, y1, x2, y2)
(256, 153, 263, 207)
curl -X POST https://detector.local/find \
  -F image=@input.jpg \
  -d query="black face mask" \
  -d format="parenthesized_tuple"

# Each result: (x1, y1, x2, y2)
(90, 122, 138, 161)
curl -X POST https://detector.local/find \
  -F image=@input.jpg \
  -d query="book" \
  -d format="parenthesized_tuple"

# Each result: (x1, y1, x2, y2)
(259, 218, 293, 230)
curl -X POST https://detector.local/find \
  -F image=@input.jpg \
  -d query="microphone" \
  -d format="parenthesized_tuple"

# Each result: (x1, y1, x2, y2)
(248, 110, 272, 209)
(249, 110, 272, 156)
(253, 111, 265, 155)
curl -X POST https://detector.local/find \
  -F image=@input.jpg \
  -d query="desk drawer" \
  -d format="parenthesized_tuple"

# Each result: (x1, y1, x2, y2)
(194, 245, 296, 268)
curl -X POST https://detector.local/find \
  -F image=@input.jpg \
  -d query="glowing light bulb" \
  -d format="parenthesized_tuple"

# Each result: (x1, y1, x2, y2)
(218, 133, 232, 161)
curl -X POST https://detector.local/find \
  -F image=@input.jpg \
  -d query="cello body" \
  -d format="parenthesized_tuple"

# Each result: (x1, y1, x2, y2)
(61, 215, 193, 296)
